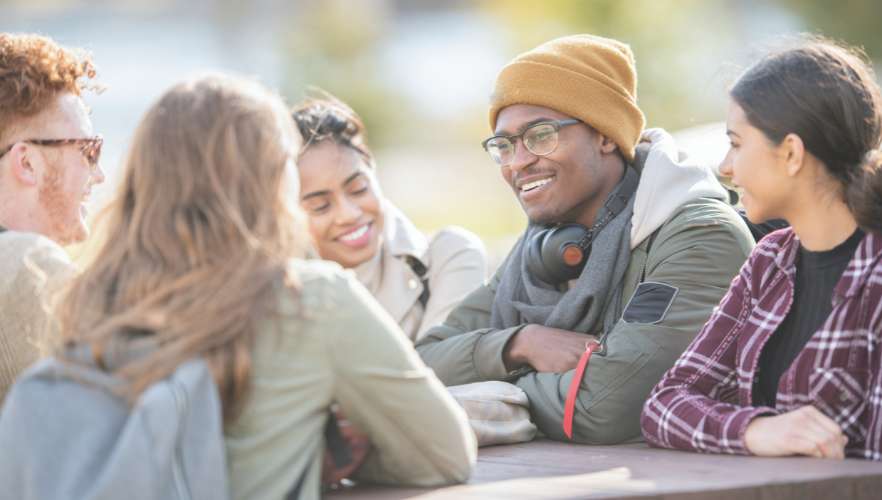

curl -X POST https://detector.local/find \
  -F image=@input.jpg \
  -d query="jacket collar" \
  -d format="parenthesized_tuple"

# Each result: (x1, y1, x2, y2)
(353, 202, 428, 329)
(771, 228, 800, 282)
(629, 128, 729, 249)
(773, 228, 882, 301)
(835, 230, 882, 300)
(382, 201, 428, 263)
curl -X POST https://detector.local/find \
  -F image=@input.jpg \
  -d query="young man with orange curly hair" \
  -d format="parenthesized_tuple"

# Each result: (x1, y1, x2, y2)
(0, 33, 104, 400)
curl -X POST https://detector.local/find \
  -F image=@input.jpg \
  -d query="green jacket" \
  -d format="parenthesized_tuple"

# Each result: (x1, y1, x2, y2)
(225, 260, 476, 500)
(416, 197, 754, 444)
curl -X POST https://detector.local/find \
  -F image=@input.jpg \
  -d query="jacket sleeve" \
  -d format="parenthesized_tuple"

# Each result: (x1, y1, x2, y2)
(415, 265, 527, 387)
(416, 227, 488, 341)
(861, 269, 882, 460)
(640, 238, 779, 455)
(516, 200, 755, 444)
(328, 272, 477, 486)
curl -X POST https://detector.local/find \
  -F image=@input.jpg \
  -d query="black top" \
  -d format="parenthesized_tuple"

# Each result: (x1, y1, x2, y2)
(753, 228, 865, 407)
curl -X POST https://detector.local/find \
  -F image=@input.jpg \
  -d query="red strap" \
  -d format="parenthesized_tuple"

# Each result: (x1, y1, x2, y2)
(563, 341, 601, 439)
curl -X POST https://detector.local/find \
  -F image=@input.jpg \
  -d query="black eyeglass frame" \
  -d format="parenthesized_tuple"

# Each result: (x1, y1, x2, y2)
(0, 135, 104, 167)
(481, 119, 581, 164)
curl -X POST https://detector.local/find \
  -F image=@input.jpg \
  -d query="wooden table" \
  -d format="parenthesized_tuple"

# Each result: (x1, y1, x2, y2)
(327, 440, 882, 499)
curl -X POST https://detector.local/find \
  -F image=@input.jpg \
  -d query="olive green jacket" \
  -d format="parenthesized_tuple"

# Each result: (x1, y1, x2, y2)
(225, 260, 476, 500)
(416, 197, 754, 444)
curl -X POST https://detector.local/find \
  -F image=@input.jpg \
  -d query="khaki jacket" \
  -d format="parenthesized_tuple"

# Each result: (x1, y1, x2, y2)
(225, 259, 476, 500)
(355, 204, 487, 342)
(0, 230, 73, 402)
(416, 197, 754, 444)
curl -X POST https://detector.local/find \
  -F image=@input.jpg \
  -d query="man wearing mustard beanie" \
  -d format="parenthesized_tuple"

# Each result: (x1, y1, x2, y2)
(417, 34, 755, 444)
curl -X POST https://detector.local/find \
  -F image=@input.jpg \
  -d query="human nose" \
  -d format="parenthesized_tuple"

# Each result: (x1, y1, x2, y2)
(507, 137, 537, 173)
(334, 196, 363, 225)
(94, 164, 106, 184)
(718, 148, 734, 178)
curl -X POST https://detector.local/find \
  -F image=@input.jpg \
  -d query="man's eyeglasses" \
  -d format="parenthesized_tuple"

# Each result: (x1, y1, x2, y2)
(0, 136, 104, 169)
(482, 119, 581, 165)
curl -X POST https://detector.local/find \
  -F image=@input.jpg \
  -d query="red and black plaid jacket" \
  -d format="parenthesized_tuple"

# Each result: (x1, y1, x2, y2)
(641, 228, 882, 460)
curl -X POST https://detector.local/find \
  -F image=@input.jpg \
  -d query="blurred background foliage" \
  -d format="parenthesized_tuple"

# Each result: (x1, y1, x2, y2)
(3, 0, 880, 262)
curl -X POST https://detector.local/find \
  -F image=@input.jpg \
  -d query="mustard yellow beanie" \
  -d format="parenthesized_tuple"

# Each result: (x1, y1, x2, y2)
(489, 34, 645, 162)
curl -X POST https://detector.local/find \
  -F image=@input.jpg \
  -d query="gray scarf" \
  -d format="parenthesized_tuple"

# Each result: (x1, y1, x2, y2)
(491, 166, 639, 335)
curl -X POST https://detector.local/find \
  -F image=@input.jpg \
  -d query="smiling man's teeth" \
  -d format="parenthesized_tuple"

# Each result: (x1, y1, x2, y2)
(340, 225, 369, 242)
(521, 177, 554, 192)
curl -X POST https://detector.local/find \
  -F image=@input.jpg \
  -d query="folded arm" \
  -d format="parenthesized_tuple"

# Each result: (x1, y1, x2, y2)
(521, 203, 755, 444)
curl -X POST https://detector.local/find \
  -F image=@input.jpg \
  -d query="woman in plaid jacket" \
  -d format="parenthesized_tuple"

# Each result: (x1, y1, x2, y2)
(641, 37, 882, 460)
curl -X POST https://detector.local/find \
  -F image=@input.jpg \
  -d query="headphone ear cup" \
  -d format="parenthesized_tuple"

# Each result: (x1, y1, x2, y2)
(526, 229, 555, 284)
(540, 224, 589, 283)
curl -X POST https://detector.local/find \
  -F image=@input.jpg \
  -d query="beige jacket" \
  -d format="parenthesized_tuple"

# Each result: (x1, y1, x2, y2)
(355, 204, 487, 342)
(0, 230, 73, 402)
(224, 259, 476, 500)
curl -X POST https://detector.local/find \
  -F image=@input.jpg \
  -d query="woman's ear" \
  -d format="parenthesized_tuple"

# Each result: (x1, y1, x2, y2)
(779, 133, 806, 177)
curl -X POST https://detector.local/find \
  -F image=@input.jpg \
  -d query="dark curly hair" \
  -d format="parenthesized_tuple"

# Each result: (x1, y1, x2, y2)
(0, 33, 98, 143)
(290, 91, 374, 165)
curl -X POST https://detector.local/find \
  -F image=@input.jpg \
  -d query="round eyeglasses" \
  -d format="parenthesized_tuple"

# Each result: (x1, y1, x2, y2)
(481, 119, 581, 165)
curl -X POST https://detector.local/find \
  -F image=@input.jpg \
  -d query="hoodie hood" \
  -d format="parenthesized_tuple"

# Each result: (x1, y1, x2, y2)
(629, 128, 728, 249)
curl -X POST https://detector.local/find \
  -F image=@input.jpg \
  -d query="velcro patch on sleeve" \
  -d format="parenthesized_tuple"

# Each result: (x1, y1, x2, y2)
(622, 281, 679, 324)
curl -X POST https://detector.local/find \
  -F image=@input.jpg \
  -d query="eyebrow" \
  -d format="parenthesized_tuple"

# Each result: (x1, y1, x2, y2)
(725, 129, 740, 138)
(495, 117, 559, 137)
(300, 171, 364, 201)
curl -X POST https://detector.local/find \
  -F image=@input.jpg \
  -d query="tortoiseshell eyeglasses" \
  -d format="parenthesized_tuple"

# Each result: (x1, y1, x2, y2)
(0, 135, 103, 169)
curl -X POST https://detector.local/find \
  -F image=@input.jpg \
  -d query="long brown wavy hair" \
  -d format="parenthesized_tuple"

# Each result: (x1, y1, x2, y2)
(55, 74, 307, 422)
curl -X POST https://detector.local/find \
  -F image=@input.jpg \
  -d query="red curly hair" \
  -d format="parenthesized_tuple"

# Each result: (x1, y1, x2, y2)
(0, 33, 97, 143)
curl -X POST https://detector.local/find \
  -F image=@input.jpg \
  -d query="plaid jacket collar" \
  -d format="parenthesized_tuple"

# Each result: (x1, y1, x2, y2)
(837, 231, 882, 300)
(769, 228, 882, 302)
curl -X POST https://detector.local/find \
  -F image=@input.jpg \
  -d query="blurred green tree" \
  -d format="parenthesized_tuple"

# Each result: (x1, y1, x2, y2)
(775, 0, 882, 58)
(477, 0, 735, 130)
(280, 0, 414, 147)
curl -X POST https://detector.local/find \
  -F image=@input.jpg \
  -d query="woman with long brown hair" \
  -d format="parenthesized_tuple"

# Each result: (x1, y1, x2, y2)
(642, 37, 882, 460)
(52, 74, 475, 498)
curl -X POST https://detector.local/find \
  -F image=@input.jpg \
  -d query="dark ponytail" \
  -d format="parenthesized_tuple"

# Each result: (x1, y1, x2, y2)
(849, 150, 882, 233)
(730, 36, 882, 232)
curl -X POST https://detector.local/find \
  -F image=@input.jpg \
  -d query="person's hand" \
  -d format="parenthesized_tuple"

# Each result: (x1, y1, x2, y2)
(744, 405, 848, 459)
(321, 409, 372, 487)
(503, 324, 598, 373)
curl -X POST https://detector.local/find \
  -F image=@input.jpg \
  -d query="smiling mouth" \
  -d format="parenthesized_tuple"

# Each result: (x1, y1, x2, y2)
(520, 176, 555, 193)
(339, 223, 370, 242)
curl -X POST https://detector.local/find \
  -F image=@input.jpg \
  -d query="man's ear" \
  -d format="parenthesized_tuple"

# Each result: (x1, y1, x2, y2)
(599, 134, 619, 154)
(780, 133, 805, 177)
(9, 144, 39, 187)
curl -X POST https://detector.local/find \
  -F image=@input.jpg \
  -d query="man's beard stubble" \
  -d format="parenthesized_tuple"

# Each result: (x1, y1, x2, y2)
(38, 163, 84, 245)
